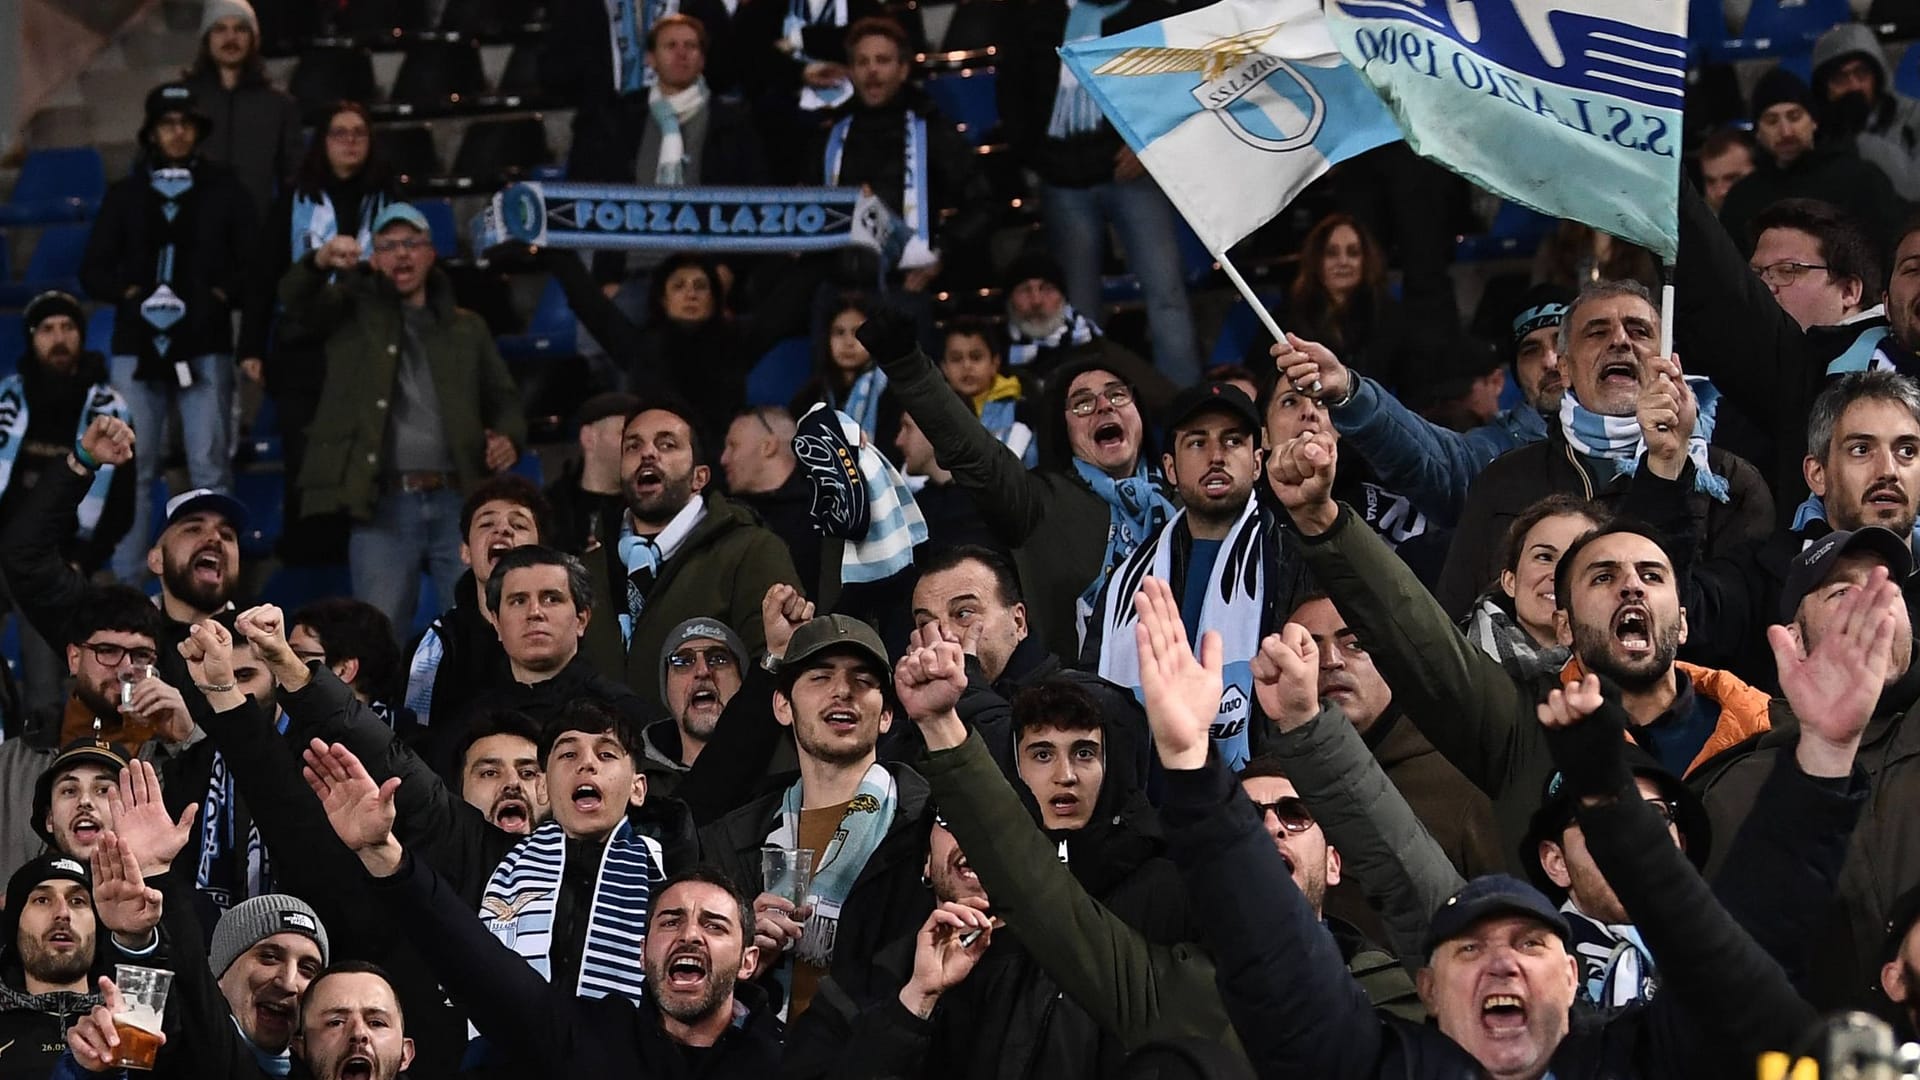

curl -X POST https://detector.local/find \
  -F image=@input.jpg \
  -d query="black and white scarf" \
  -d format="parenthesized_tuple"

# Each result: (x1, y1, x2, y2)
(1462, 592, 1569, 683)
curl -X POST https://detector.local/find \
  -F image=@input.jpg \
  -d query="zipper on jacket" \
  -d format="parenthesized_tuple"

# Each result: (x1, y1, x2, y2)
(1563, 442, 1595, 499)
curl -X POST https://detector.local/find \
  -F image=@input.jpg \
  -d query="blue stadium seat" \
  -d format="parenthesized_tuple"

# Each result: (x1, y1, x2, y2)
(87, 307, 114, 353)
(1209, 293, 1285, 366)
(1740, 0, 1850, 44)
(1896, 44, 1920, 100)
(410, 574, 441, 639)
(923, 69, 999, 147)
(259, 564, 355, 612)
(233, 469, 284, 558)
(0, 223, 91, 306)
(0, 314, 24, 378)
(1778, 48, 1814, 85)
(496, 277, 578, 359)
(510, 446, 543, 486)
(746, 336, 812, 406)
(0, 149, 107, 226)
(1455, 202, 1555, 262)
(415, 198, 461, 259)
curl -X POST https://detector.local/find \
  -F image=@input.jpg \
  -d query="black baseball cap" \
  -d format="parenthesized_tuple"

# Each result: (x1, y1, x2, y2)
(1521, 747, 1710, 900)
(1779, 526, 1913, 622)
(31, 738, 132, 843)
(1165, 382, 1261, 439)
(1423, 874, 1571, 958)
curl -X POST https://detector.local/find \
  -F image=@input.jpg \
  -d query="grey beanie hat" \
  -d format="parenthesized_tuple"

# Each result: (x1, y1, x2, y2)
(209, 894, 329, 977)
(201, 0, 260, 36)
(657, 617, 749, 706)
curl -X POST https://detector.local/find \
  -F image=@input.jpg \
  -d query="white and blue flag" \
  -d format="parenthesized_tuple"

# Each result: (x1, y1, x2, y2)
(1326, 0, 1687, 260)
(1058, 0, 1400, 254)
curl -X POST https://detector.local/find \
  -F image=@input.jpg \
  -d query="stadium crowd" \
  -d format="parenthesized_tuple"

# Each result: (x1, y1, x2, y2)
(1, 0, 1920, 1077)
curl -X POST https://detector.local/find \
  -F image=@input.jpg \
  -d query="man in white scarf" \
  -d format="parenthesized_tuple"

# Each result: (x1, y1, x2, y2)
(646, 15, 713, 185)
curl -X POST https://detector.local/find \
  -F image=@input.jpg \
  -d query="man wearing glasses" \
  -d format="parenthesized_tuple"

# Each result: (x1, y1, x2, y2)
(648, 619, 747, 785)
(285, 202, 527, 630)
(0, 586, 190, 880)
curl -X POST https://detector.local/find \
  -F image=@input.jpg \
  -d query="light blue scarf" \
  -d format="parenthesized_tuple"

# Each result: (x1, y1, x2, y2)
(980, 398, 1038, 467)
(289, 189, 385, 263)
(1071, 457, 1174, 618)
(830, 365, 889, 440)
(1557, 375, 1729, 502)
(826, 112, 930, 255)
(773, 763, 898, 967)
(1791, 494, 1920, 549)
(0, 375, 130, 539)
(1047, 0, 1127, 138)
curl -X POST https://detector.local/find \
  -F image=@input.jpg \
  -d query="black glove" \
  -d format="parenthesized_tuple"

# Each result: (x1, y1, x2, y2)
(1540, 687, 1637, 804)
(855, 304, 921, 369)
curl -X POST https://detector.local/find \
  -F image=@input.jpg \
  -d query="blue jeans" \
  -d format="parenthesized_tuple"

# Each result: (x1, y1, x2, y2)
(109, 353, 236, 582)
(1042, 177, 1201, 386)
(349, 487, 467, 632)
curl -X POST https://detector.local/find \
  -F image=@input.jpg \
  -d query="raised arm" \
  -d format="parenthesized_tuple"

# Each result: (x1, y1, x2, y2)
(1275, 334, 1508, 527)
(1268, 430, 1539, 799)
(0, 417, 135, 645)
(1137, 576, 1391, 1078)
(857, 308, 1052, 545)
(897, 624, 1232, 1048)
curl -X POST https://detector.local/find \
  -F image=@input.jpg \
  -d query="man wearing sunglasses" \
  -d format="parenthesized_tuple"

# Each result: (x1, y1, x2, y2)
(646, 618, 748, 786)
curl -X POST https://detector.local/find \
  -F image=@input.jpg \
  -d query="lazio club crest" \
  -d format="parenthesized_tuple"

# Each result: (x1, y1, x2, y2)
(1094, 25, 1326, 153)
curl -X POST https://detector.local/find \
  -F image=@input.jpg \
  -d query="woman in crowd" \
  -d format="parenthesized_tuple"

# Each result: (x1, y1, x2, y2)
(242, 99, 396, 563)
(1259, 212, 1407, 392)
(1460, 495, 1608, 681)
(791, 291, 897, 445)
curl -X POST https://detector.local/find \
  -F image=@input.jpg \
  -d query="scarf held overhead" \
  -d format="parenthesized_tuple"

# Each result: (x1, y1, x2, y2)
(0, 376, 131, 539)
(1094, 498, 1264, 769)
(826, 112, 936, 270)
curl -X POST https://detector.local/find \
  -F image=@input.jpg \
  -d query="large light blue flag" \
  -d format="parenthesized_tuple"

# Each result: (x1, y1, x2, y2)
(1325, 0, 1687, 261)
(1058, 0, 1401, 254)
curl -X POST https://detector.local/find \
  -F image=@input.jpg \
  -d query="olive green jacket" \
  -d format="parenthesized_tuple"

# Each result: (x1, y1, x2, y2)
(281, 256, 526, 520)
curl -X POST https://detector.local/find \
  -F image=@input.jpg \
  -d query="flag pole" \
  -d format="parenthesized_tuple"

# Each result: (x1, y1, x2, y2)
(1656, 263, 1676, 433)
(1211, 245, 1320, 394)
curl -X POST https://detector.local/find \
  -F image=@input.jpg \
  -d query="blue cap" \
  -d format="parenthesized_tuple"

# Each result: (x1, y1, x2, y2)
(1423, 874, 1570, 958)
(165, 487, 249, 532)
(372, 202, 431, 236)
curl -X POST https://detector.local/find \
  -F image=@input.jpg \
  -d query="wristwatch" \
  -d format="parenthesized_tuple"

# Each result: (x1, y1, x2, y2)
(761, 652, 783, 674)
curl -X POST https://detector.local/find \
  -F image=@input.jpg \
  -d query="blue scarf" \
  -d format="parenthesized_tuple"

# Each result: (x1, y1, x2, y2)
(0, 375, 130, 539)
(1557, 376, 1729, 502)
(1071, 457, 1173, 620)
(1047, 0, 1126, 138)
(194, 749, 271, 918)
(1007, 304, 1100, 368)
(829, 365, 889, 440)
(479, 818, 662, 1003)
(289, 188, 385, 263)
(979, 398, 1038, 467)
(1791, 494, 1920, 549)
(826, 112, 930, 253)
(771, 763, 898, 968)
(606, 0, 658, 95)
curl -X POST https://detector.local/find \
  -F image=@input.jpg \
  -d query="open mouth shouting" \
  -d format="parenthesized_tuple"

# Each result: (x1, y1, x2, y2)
(337, 1053, 376, 1080)
(571, 782, 606, 816)
(821, 707, 860, 735)
(491, 793, 532, 832)
(1092, 421, 1127, 454)
(631, 464, 665, 498)
(1596, 352, 1639, 391)
(69, 813, 103, 847)
(1611, 603, 1652, 656)
(1199, 469, 1235, 499)
(1480, 993, 1529, 1036)
(687, 682, 721, 714)
(192, 546, 227, 586)
(1046, 791, 1081, 819)
(664, 947, 710, 993)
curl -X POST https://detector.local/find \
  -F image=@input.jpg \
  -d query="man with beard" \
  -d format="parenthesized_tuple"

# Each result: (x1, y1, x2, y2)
(859, 308, 1173, 662)
(1267, 426, 1776, 851)
(1271, 286, 1570, 528)
(699, 614, 933, 1017)
(1677, 174, 1920, 517)
(1, 852, 166, 1080)
(0, 292, 135, 716)
(998, 254, 1174, 405)
(644, 619, 748, 789)
(1436, 280, 1773, 618)
(579, 402, 798, 704)
(1812, 23, 1920, 201)
(404, 475, 550, 733)
(1719, 67, 1906, 247)
(1082, 382, 1282, 770)
(291, 963, 415, 1080)
(307, 741, 780, 1078)
(287, 203, 526, 630)
(1642, 371, 1920, 689)
(453, 712, 547, 837)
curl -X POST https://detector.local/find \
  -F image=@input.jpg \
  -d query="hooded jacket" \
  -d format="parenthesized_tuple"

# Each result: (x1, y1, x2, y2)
(280, 255, 527, 522)
(81, 153, 254, 371)
(579, 490, 801, 704)
(1812, 23, 1920, 201)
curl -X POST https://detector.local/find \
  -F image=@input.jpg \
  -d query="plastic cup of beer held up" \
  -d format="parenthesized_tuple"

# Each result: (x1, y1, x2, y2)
(111, 965, 172, 1070)
(761, 846, 815, 909)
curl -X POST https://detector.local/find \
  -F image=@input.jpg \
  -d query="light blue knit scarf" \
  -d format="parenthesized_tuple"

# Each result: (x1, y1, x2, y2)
(773, 763, 898, 967)
(1072, 457, 1173, 617)
(1557, 375, 1729, 502)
